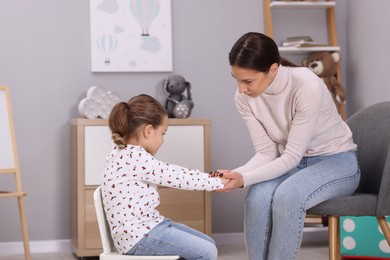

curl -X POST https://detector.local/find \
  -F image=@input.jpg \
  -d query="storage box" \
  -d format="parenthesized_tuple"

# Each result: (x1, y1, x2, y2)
(341, 216, 390, 259)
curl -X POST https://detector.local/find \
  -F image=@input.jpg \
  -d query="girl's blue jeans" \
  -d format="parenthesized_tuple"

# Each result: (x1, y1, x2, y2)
(245, 150, 360, 260)
(126, 218, 218, 260)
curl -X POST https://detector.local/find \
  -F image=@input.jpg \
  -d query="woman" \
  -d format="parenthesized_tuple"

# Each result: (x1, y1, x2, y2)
(218, 32, 360, 260)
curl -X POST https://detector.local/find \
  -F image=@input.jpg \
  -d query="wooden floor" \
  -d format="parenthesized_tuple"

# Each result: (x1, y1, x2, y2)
(0, 241, 329, 260)
(219, 242, 329, 260)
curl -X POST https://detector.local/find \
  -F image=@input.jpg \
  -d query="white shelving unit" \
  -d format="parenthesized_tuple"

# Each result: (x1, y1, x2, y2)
(263, 0, 346, 120)
(264, 0, 339, 54)
(270, 1, 335, 9)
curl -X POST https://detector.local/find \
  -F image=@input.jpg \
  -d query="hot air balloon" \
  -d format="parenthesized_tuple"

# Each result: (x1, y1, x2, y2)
(130, 0, 160, 37)
(96, 33, 118, 64)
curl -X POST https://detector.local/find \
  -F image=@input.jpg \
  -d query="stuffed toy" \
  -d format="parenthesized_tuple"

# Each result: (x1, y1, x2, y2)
(302, 51, 346, 118)
(163, 74, 194, 118)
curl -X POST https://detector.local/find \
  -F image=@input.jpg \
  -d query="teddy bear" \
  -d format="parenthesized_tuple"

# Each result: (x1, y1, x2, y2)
(162, 74, 194, 118)
(302, 51, 346, 119)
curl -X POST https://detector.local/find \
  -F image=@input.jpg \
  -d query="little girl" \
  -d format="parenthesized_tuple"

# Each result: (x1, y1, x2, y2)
(102, 94, 226, 259)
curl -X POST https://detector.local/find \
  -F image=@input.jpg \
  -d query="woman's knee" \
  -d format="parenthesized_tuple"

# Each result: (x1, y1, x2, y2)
(274, 181, 306, 205)
(245, 182, 274, 206)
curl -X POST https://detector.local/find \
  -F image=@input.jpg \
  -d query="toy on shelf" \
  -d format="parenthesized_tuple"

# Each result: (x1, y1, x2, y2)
(162, 74, 194, 118)
(302, 51, 346, 117)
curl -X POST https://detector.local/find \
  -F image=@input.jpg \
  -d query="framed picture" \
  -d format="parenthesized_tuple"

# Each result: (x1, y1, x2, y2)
(90, 0, 172, 72)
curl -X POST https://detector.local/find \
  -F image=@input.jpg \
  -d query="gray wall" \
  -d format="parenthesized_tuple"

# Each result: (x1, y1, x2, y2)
(0, 0, 388, 244)
(345, 0, 390, 114)
(0, 0, 259, 242)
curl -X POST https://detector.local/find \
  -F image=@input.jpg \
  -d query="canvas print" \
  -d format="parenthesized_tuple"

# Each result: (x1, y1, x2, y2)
(90, 0, 172, 72)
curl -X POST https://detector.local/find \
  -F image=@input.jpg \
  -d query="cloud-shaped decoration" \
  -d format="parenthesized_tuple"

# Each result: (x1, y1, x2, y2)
(78, 86, 121, 119)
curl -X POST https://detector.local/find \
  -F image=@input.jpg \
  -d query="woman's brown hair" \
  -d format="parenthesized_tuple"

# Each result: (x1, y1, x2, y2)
(229, 32, 297, 72)
(108, 94, 167, 149)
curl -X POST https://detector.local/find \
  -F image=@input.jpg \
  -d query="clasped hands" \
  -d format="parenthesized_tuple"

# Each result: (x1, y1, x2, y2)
(209, 170, 244, 192)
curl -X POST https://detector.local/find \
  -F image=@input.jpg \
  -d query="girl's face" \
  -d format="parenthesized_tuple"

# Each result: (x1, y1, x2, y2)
(144, 115, 169, 155)
(231, 64, 278, 98)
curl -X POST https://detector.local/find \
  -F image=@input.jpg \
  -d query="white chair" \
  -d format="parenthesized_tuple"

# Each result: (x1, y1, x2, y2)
(93, 186, 180, 260)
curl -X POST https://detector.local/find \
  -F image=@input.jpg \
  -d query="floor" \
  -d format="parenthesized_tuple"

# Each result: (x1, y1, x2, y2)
(0, 241, 329, 260)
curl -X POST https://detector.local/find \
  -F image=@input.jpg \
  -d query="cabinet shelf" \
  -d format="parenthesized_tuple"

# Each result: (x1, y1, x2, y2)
(270, 1, 335, 9)
(279, 45, 340, 55)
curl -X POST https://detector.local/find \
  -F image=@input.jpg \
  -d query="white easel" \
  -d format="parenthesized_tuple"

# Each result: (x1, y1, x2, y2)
(0, 85, 30, 259)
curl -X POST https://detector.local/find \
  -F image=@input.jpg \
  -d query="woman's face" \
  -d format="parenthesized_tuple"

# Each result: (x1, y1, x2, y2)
(231, 64, 278, 98)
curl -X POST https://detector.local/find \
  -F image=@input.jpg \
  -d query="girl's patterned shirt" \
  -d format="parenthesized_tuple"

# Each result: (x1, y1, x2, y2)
(102, 144, 224, 254)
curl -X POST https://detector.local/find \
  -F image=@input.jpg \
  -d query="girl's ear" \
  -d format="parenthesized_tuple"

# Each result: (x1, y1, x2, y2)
(143, 124, 153, 138)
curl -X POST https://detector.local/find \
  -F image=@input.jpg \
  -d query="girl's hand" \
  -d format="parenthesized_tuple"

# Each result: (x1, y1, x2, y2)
(215, 170, 244, 192)
(209, 170, 230, 186)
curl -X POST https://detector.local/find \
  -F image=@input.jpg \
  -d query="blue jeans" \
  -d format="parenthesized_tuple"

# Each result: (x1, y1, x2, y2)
(126, 218, 218, 260)
(244, 150, 360, 260)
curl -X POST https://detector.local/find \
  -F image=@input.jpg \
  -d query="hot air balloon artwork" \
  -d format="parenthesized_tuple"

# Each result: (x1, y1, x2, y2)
(130, 0, 160, 37)
(96, 33, 118, 65)
(90, 0, 172, 72)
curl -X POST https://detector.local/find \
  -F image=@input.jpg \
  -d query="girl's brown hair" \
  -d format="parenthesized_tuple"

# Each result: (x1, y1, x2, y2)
(108, 94, 167, 149)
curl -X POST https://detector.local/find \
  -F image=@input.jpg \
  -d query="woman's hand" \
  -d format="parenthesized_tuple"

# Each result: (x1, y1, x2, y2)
(215, 170, 244, 192)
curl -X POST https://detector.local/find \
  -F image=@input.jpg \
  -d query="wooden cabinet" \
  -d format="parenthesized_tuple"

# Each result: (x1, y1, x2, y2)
(70, 118, 212, 257)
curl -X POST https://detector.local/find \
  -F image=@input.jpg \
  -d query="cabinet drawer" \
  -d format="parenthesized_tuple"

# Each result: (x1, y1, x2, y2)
(84, 189, 102, 249)
(158, 188, 206, 232)
(155, 125, 204, 171)
(84, 126, 112, 185)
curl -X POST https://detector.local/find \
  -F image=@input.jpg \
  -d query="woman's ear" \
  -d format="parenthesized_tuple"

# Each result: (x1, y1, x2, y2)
(270, 63, 278, 74)
(267, 63, 279, 81)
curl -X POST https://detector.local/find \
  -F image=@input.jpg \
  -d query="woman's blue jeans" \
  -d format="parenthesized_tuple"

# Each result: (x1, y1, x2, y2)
(244, 150, 360, 260)
(126, 218, 218, 260)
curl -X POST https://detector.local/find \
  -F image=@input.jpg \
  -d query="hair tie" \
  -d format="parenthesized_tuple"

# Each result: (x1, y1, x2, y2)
(125, 102, 132, 111)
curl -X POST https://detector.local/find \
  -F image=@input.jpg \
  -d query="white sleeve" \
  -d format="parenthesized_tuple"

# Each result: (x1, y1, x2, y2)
(135, 152, 224, 191)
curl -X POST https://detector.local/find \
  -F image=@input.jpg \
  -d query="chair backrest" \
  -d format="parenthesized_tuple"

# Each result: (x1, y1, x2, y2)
(347, 101, 390, 215)
(94, 187, 181, 259)
(94, 186, 117, 254)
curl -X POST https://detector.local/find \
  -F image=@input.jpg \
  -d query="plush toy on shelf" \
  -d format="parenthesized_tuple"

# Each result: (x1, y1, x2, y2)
(302, 51, 346, 119)
(162, 74, 194, 118)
